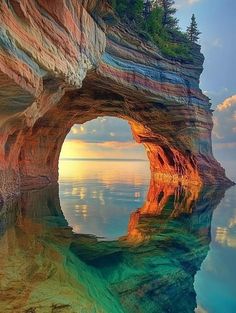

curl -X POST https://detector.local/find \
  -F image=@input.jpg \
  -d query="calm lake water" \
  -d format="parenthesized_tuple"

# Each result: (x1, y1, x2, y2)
(59, 159, 150, 240)
(0, 159, 235, 313)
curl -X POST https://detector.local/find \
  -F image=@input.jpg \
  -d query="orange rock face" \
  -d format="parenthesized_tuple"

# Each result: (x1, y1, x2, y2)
(125, 177, 225, 244)
(0, 0, 233, 201)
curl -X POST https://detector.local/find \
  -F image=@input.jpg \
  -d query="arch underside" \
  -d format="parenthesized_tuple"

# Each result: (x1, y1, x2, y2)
(0, 0, 232, 202)
(0, 73, 231, 202)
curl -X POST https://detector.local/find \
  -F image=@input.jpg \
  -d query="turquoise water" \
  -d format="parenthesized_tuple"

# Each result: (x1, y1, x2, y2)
(0, 160, 235, 312)
(194, 186, 236, 313)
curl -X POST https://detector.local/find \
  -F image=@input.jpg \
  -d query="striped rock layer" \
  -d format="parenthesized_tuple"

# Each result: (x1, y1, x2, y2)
(0, 0, 232, 201)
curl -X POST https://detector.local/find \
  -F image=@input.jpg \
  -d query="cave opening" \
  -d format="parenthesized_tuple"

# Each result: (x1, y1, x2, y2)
(58, 116, 151, 240)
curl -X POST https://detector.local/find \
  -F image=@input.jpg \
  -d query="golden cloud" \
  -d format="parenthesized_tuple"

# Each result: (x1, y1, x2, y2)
(217, 94, 236, 111)
(60, 139, 146, 159)
(96, 141, 139, 150)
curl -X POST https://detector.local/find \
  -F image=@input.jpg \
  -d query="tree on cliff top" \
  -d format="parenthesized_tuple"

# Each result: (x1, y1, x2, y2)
(186, 14, 201, 43)
(110, 0, 143, 22)
(109, 0, 192, 61)
(156, 0, 178, 29)
(110, 0, 178, 30)
(143, 0, 152, 19)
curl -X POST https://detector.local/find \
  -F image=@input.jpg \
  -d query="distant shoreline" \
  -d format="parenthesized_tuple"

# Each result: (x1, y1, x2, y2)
(60, 158, 147, 162)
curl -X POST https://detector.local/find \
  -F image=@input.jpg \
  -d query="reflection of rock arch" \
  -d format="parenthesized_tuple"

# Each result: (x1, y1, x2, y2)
(0, 1, 232, 201)
(0, 183, 227, 312)
(125, 179, 225, 244)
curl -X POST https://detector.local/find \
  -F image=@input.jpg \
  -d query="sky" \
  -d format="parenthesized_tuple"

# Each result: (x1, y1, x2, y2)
(60, 117, 147, 160)
(175, 0, 236, 179)
(61, 0, 236, 179)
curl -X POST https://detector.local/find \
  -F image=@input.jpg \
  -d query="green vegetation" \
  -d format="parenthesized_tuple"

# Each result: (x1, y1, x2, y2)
(186, 14, 201, 43)
(109, 0, 201, 61)
(110, 0, 144, 23)
(156, 0, 178, 29)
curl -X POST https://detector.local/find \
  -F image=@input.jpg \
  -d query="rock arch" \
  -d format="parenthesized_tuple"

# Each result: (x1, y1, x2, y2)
(0, 0, 232, 201)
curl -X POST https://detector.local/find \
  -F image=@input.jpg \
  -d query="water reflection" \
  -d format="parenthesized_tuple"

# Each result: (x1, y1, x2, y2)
(0, 177, 234, 312)
(195, 186, 236, 313)
(59, 160, 150, 239)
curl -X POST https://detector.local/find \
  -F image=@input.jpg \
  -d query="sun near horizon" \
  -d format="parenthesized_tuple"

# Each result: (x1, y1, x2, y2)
(59, 117, 148, 161)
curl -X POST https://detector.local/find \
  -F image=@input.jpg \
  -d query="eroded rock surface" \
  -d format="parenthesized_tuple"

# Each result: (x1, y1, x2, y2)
(0, 0, 232, 201)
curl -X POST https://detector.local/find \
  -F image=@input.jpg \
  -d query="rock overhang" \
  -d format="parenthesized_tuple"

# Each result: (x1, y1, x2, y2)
(0, 0, 233, 202)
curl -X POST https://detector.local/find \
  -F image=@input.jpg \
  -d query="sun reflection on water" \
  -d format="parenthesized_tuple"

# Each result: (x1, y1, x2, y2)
(59, 159, 149, 185)
(58, 159, 150, 239)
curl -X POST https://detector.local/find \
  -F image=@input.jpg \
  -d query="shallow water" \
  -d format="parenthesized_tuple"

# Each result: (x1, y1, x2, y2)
(0, 160, 235, 313)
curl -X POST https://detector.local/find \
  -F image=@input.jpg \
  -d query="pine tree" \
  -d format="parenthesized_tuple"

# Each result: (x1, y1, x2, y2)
(131, 0, 144, 21)
(186, 14, 201, 43)
(111, 0, 144, 22)
(156, 0, 178, 29)
(143, 0, 152, 19)
(116, 0, 128, 17)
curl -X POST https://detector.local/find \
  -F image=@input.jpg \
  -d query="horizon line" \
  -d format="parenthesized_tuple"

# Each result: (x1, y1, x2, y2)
(59, 158, 147, 162)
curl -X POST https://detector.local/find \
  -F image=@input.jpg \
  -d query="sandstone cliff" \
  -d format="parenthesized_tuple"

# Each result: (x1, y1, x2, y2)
(0, 0, 232, 201)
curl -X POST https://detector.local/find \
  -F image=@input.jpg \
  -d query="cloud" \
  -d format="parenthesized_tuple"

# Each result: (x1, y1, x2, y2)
(67, 117, 134, 143)
(214, 142, 236, 149)
(217, 94, 236, 111)
(187, 0, 201, 4)
(175, 0, 201, 8)
(212, 116, 224, 139)
(212, 38, 223, 48)
(203, 88, 231, 109)
(60, 139, 146, 160)
(61, 117, 147, 160)
(233, 111, 236, 121)
(212, 94, 236, 154)
(96, 141, 139, 150)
